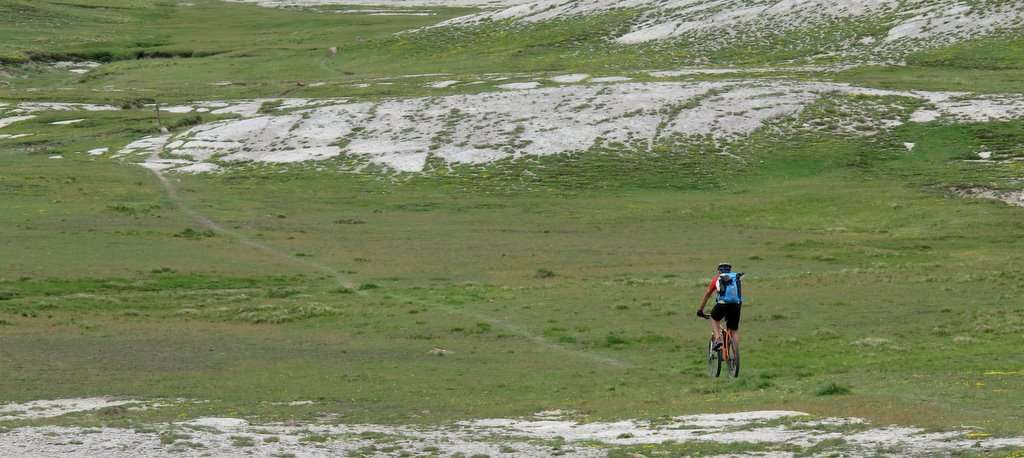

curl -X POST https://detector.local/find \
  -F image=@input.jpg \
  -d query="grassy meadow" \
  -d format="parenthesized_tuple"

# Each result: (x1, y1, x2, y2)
(2, 0, 1024, 449)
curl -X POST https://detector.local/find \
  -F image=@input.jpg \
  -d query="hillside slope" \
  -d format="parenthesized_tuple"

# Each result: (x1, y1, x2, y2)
(97, 79, 1022, 174)
(437, 0, 1024, 65)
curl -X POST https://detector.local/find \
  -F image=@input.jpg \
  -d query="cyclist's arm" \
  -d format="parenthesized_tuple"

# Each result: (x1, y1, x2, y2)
(698, 288, 714, 312)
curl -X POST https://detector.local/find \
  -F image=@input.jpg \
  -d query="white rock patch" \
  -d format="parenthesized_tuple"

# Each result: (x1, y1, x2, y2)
(550, 73, 590, 83)
(910, 109, 941, 122)
(2, 409, 1023, 456)
(497, 81, 542, 89)
(953, 187, 1024, 207)
(162, 105, 195, 114)
(49, 119, 85, 125)
(0, 115, 36, 129)
(934, 94, 1024, 122)
(428, 80, 462, 88)
(0, 398, 144, 421)
(8, 102, 117, 114)
(108, 80, 1024, 174)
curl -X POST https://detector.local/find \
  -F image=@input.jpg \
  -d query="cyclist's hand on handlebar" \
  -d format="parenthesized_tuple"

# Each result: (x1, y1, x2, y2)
(696, 310, 708, 319)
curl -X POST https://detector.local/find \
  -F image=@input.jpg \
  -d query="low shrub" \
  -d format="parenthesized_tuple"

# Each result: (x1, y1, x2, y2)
(815, 382, 852, 396)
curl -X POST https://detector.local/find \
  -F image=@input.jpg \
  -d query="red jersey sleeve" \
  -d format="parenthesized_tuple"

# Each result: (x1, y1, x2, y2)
(706, 277, 718, 293)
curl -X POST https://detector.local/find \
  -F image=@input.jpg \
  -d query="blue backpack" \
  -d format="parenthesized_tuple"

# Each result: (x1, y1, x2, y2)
(716, 272, 743, 305)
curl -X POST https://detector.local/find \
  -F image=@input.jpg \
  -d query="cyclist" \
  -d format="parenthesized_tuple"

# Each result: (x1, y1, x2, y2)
(697, 262, 743, 350)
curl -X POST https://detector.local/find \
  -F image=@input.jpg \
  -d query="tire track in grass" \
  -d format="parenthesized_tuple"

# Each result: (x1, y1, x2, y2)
(141, 135, 360, 291)
(138, 134, 631, 369)
(387, 290, 633, 369)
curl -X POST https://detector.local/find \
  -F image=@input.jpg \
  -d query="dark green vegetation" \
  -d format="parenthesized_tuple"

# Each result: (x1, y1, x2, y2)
(2, 0, 1024, 446)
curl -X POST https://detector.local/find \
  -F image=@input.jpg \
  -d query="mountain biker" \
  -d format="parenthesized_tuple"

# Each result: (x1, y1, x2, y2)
(697, 262, 743, 350)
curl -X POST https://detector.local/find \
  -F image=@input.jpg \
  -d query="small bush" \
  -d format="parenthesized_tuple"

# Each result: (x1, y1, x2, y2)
(230, 436, 255, 447)
(174, 228, 215, 240)
(258, 100, 285, 114)
(602, 333, 629, 347)
(813, 328, 839, 339)
(815, 382, 852, 396)
(266, 287, 300, 298)
(229, 304, 340, 324)
(159, 432, 190, 445)
(169, 114, 203, 130)
(107, 204, 137, 215)
(535, 268, 556, 278)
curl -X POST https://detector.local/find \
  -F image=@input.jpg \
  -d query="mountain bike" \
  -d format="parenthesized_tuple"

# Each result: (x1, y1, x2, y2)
(699, 313, 739, 378)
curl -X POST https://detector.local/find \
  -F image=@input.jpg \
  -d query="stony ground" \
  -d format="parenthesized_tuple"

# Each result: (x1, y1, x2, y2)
(6, 75, 1022, 174)
(2, 399, 1022, 457)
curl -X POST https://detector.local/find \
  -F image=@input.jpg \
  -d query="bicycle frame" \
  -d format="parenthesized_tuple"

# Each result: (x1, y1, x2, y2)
(701, 313, 740, 378)
(720, 328, 733, 361)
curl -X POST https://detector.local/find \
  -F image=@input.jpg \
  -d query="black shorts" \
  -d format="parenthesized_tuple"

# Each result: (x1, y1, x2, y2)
(710, 302, 742, 330)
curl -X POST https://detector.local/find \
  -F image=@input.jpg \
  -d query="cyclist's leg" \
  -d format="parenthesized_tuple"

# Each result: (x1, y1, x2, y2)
(710, 304, 726, 343)
(725, 304, 741, 345)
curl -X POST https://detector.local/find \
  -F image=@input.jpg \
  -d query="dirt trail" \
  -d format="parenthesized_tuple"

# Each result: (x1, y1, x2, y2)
(401, 294, 633, 369)
(142, 135, 360, 290)
(139, 135, 631, 369)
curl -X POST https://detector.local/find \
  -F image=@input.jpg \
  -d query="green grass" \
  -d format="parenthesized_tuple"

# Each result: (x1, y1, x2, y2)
(3, 0, 1024, 444)
(833, 34, 1024, 93)
(3, 112, 1024, 434)
(834, 65, 1024, 93)
(0, 0, 475, 102)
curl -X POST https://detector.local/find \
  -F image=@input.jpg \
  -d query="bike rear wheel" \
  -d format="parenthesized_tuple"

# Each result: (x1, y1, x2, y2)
(726, 335, 740, 378)
(708, 335, 722, 377)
